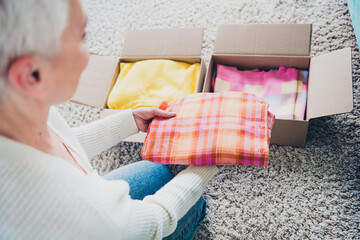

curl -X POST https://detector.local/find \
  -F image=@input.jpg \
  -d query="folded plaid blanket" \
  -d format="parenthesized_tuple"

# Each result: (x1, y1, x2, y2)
(213, 65, 308, 120)
(141, 92, 275, 166)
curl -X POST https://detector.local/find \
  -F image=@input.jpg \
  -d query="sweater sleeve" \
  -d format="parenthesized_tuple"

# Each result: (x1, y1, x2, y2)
(129, 165, 219, 239)
(71, 110, 139, 159)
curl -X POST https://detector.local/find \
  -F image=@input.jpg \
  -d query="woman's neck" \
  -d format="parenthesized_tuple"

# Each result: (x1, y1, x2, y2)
(0, 96, 52, 151)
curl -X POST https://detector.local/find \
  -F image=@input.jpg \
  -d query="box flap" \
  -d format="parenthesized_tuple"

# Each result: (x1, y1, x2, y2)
(270, 119, 309, 147)
(307, 48, 353, 119)
(122, 28, 204, 57)
(214, 24, 311, 56)
(71, 54, 119, 108)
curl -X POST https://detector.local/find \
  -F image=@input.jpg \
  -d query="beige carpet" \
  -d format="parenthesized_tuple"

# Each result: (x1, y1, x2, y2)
(57, 0, 360, 239)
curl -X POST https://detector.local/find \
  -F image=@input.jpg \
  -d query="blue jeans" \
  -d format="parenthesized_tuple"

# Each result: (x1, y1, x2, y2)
(102, 160, 206, 240)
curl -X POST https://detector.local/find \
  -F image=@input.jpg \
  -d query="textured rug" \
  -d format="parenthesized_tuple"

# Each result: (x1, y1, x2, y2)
(56, 0, 360, 239)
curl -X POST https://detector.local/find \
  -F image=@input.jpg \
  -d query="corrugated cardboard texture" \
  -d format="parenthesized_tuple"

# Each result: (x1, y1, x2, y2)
(214, 24, 311, 56)
(270, 119, 309, 147)
(122, 28, 204, 57)
(203, 56, 215, 92)
(307, 48, 353, 119)
(72, 55, 118, 108)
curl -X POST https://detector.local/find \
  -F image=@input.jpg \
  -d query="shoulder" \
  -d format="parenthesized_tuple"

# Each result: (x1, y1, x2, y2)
(48, 106, 69, 128)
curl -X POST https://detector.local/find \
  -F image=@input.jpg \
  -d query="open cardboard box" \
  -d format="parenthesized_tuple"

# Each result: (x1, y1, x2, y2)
(71, 28, 207, 142)
(203, 24, 353, 147)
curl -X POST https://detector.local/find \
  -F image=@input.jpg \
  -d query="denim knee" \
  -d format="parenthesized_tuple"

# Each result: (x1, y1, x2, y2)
(102, 161, 173, 200)
(143, 161, 173, 183)
(163, 195, 207, 240)
(196, 196, 207, 226)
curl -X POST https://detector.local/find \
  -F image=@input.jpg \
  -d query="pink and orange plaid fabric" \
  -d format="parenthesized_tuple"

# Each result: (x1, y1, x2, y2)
(141, 92, 275, 166)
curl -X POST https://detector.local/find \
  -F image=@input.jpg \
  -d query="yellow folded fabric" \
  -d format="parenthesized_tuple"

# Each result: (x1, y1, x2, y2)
(107, 60, 201, 109)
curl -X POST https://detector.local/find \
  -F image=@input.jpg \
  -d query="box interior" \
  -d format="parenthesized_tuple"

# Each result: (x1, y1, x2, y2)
(122, 28, 204, 58)
(72, 28, 206, 110)
(203, 54, 311, 117)
(72, 56, 206, 109)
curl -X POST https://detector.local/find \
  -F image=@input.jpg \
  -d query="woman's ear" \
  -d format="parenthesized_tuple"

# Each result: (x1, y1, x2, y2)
(7, 56, 44, 99)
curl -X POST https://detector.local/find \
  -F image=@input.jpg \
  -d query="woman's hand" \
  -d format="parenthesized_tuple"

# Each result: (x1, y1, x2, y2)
(132, 107, 176, 132)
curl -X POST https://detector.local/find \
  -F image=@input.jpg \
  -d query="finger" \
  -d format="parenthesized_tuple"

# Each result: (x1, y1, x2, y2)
(152, 108, 176, 118)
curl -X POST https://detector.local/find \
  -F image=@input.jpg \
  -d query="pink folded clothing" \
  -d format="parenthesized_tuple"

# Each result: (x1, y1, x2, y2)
(213, 65, 308, 120)
(141, 92, 275, 166)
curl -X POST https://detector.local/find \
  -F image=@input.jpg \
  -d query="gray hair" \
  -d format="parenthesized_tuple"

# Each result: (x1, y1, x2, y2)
(0, 0, 69, 92)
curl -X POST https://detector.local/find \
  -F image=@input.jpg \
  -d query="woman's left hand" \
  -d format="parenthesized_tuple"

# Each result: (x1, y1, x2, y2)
(132, 107, 176, 132)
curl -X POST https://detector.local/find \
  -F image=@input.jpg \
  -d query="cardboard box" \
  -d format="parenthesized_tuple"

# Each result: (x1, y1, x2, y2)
(72, 28, 207, 142)
(203, 24, 353, 147)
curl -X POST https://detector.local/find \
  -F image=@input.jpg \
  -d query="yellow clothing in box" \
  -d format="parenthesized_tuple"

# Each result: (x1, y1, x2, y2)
(107, 60, 200, 109)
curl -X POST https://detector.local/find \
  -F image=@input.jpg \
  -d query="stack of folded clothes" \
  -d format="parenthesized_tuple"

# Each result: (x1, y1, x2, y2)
(212, 65, 308, 120)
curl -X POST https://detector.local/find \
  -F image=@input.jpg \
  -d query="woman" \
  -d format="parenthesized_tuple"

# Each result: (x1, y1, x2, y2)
(0, 0, 218, 239)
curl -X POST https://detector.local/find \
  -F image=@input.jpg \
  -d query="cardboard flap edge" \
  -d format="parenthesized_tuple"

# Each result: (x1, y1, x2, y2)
(71, 54, 119, 108)
(307, 48, 353, 119)
(214, 24, 312, 56)
(122, 28, 204, 57)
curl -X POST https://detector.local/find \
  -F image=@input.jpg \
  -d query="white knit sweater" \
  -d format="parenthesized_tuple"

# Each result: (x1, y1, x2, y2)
(0, 107, 218, 240)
